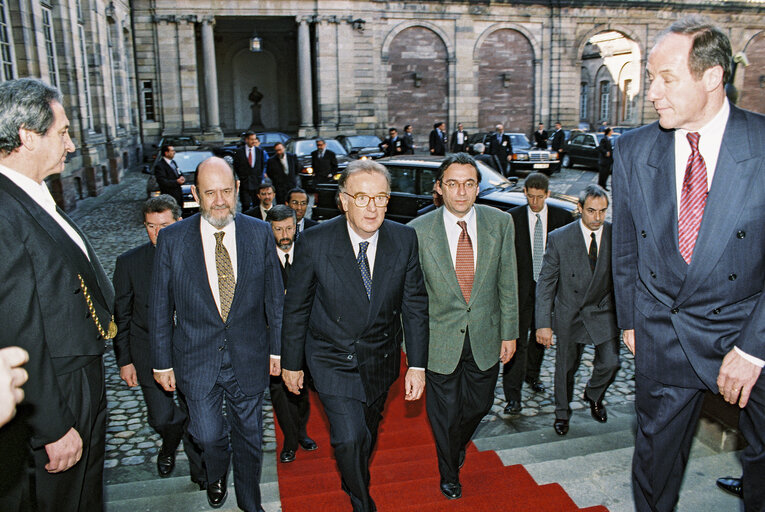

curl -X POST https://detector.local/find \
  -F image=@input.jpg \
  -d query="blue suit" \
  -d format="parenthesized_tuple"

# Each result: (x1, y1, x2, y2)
(612, 103, 765, 511)
(150, 213, 283, 511)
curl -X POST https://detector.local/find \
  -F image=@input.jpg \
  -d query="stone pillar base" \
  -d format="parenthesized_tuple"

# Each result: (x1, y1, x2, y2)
(199, 128, 224, 144)
(298, 125, 317, 138)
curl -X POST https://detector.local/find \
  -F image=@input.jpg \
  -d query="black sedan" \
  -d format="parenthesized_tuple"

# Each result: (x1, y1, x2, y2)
(313, 155, 578, 224)
(336, 134, 385, 160)
(285, 138, 354, 192)
(146, 149, 215, 217)
(562, 132, 620, 170)
(468, 132, 560, 176)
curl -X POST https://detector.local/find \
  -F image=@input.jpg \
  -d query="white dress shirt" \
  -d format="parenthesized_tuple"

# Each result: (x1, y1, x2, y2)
(0, 163, 89, 258)
(277, 245, 295, 268)
(443, 206, 478, 269)
(163, 157, 179, 176)
(347, 223, 379, 278)
(526, 204, 549, 263)
(579, 219, 603, 256)
(200, 217, 238, 317)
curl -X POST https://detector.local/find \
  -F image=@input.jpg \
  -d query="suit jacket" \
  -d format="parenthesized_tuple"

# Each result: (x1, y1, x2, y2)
(266, 153, 300, 205)
(244, 206, 268, 221)
(429, 129, 447, 156)
(551, 129, 566, 152)
(485, 133, 513, 166)
(299, 217, 319, 233)
(598, 136, 613, 167)
(281, 216, 429, 404)
(233, 146, 266, 191)
(509, 204, 574, 311)
(380, 136, 410, 157)
(154, 159, 183, 202)
(410, 205, 518, 374)
(310, 149, 338, 187)
(0, 174, 113, 447)
(450, 130, 469, 153)
(403, 133, 415, 154)
(612, 104, 765, 390)
(150, 213, 283, 399)
(535, 221, 618, 346)
(533, 130, 549, 148)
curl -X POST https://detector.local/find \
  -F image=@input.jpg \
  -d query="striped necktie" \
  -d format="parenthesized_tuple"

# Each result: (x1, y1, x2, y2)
(532, 214, 544, 281)
(456, 221, 474, 303)
(678, 132, 708, 264)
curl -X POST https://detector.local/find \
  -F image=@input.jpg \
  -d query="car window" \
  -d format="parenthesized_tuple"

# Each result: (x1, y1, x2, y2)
(476, 161, 513, 192)
(509, 134, 531, 149)
(586, 135, 597, 147)
(174, 151, 213, 174)
(387, 166, 417, 195)
(348, 136, 381, 147)
(571, 134, 586, 145)
(324, 140, 348, 156)
(419, 168, 438, 195)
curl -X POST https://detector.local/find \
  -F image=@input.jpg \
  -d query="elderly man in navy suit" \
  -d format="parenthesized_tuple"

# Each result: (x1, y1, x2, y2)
(151, 157, 283, 511)
(612, 16, 765, 511)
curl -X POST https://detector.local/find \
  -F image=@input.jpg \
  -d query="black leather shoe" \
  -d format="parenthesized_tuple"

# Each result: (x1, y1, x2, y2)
(156, 445, 176, 477)
(554, 418, 569, 436)
(716, 476, 743, 498)
(458, 449, 466, 469)
(504, 399, 522, 414)
(440, 481, 462, 500)
(526, 378, 546, 393)
(298, 437, 318, 451)
(583, 391, 607, 423)
(280, 449, 296, 463)
(206, 477, 228, 508)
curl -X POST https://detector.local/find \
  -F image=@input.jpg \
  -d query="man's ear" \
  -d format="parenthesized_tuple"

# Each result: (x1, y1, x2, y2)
(703, 64, 724, 92)
(191, 185, 199, 203)
(18, 127, 36, 151)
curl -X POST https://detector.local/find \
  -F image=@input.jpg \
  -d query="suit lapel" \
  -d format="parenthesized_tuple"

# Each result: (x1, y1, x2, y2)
(470, 206, 498, 306)
(182, 216, 221, 316)
(586, 223, 611, 297)
(423, 209, 465, 303)
(367, 222, 399, 323)
(327, 217, 370, 306)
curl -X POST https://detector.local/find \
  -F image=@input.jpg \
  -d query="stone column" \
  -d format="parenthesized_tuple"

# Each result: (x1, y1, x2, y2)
(297, 17, 315, 136)
(201, 17, 221, 135)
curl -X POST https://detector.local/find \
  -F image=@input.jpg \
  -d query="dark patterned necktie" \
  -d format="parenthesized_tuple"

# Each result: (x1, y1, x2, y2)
(214, 232, 235, 322)
(456, 221, 474, 303)
(532, 213, 544, 281)
(678, 132, 708, 264)
(357, 241, 372, 300)
(588, 232, 597, 273)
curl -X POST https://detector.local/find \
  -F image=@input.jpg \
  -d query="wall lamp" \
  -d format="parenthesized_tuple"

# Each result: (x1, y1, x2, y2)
(344, 17, 366, 32)
(413, 72, 423, 88)
(501, 72, 511, 88)
(249, 31, 262, 52)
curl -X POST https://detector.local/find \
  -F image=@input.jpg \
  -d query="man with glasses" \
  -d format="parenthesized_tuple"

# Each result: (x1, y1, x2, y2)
(285, 187, 318, 234)
(281, 159, 429, 512)
(410, 153, 518, 500)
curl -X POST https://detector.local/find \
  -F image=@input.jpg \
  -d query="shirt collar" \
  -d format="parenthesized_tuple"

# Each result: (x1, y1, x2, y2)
(200, 214, 236, 239)
(346, 221, 380, 247)
(579, 219, 602, 237)
(442, 205, 475, 227)
(0, 163, 57, 210)
(527, 203, 548, 219)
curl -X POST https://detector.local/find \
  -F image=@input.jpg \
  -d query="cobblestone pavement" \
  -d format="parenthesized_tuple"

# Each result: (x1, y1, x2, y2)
(69, 165, 628, 486)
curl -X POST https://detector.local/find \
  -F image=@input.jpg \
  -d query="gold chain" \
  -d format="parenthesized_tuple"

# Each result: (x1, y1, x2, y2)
(77, 274, 117, 339)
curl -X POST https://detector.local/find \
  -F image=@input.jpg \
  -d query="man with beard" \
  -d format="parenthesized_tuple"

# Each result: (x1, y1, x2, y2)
(150, 157, 283, 511)
(266, 205, 317, 463)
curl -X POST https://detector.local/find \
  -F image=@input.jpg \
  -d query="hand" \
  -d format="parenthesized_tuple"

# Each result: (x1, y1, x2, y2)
(622, 329, 635, 354)
(269, 357, 281, 376)
(119, 364, 138, 387)
(45, 427, 83, 473)
(282, 369, 304, 395)
(176, 175, 185, 185)
(0, 346, 29, 426)
(717, 349, 763, 408)
(153, 369, 176, 392)
(536, 328, 554, 348)
(499, 339, 516, 364)
(404, 368, 425, 401)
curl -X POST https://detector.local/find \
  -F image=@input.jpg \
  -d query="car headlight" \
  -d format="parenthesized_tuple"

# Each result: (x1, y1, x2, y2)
(332, 173, 342, 181)
(303, 167, 314, 175)
(551, 152, 559, 160)
(513, 154, 529, 161)
(360, 156, 368, 160)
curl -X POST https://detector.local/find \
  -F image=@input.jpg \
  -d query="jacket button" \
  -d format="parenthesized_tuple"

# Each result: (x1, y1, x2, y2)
(466, 307, 471, 312)
(729, 274, 737, 281)
(712, 308, 721, 314)
(460, 328, 465, 334)
(641, 231, 647, 238)
(347, 354, 353, 360)
(671, 307, 679, 314)
(383, 353, 389, 359)
(384, 333, 389, 337)
(336, 317, 341, 322)
(650, 271, 656, 278)
(737, 231, 745, 239)
(218, 345, 224, 351)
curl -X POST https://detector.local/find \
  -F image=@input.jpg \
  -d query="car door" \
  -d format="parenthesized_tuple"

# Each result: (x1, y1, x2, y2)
(385, 164, 421, 223)
(567, 133, 588, 165)
(582, 134, 600, 168)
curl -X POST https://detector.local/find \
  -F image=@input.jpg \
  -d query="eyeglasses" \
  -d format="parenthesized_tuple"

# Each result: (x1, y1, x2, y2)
(289, 200, 308, 207)
(342, 192, 390, 208)
(440, 180, 478, 191)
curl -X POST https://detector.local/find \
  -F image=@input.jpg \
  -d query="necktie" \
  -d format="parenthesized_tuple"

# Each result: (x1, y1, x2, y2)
(171, 160, 180, 177)
(456, 221, 474, 303)
(214, 232, 235, 322)
(532, 214, 544, 281)
(678, 132, 708, 264)
(588, 232, 597, 273)
(357, 241, 372, 300)
(282, 253, 291, 286)
(248, 148, 254, 167)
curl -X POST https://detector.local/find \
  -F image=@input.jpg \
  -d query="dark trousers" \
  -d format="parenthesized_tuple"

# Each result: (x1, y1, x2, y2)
(239, 187, 257, 212)
(185, 348, 265, 512)
(318, 391, 387, 512)
(503, 290, 544, 402)
(598, 163, 612, 189)
(554, 337, 620, 420)
(270, 376, 310, 451)
(426, 333, 499, 484)
(633, 372, 765, 511)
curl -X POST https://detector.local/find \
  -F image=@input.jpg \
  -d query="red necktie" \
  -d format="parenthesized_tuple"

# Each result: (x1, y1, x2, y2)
(678, 132, 708, 264)
(248, 149, 254, 167)
(455, 220, 474, 303)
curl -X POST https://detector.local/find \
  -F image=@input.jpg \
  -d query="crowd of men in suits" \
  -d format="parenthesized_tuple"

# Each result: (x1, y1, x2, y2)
(0, 14, 762, 512)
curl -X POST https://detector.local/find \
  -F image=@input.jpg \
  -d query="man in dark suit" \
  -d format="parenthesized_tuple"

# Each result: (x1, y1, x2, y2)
(450, 123, 468, 153)
(154, 144, 185, 207)
(485, 124, 513, 175)
(429, 122, 447, 156)
(113, 195, 204, 485)
(403, 124, 415, 154)
(612, 17, 765, 511)
(232, 131, 267, 210)
(550, 122, 566, 154)
(309, 139, 338, 189)
(533, 123, 549, 149)
(286, 187, 318, 234)
(472, 142, 500, 172)
(379, 128, 409, 157)
(282, 159, 429, 512)
(502, 173, 574, 415)
(597, 128, 613, 190)
(244, 181, 276, 221)
(151, 157, 283, 511)
(265, 205, 317, 464)
(536, 185, 620, 436)
(266, 142, 300, 205)
(410, 154, 518, 500)
(0, 78, 114, 512)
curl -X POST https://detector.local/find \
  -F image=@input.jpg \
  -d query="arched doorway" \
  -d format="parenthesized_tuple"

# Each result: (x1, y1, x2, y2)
(740, 32, 765, 114)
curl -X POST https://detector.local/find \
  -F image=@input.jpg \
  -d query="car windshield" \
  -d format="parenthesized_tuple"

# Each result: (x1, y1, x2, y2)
(509, 134, 532, 150)
(257, 132, 287, 144)
(346, 135, 382, 148)
(174, 151, 213, 176)
(291, 139, 348, 157)
(476, 161, 513, 192)
(163, 136, 199, 147)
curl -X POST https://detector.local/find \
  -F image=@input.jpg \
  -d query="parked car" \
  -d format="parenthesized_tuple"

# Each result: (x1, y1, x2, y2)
(610, 126, 637, 135)
(467, 132, 561, 176)
(146, 149, 214, 216)
(256, 131, 292, 157)
(313, 155, 578, 224)
(146, 135, 200, 163)
(285, 138, 354, 192)
(336, 135, 385, 160)
(562, 132, 620, 169)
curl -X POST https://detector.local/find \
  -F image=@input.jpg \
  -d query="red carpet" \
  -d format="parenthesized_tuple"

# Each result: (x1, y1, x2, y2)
(275, 362, 609, 512)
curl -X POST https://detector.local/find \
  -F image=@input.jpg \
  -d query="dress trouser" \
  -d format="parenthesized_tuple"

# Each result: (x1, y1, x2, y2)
(426, 330, 499, 484)
(503, 287, 541, 402)
(185, 347, 265, 512)
(270, 375, 310, 451)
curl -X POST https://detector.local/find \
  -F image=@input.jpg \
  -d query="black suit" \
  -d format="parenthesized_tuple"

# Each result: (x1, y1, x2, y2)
(0, 173, 113, 512)
(450, 130, 468, 153)
(244, 205, 270, 221)
(429, 129, 447, 156)
(154, 158, 184, 206)
(310, 149, 338, 188)
(502, 205, 573, 404)
(233, 145, 266, 210)
(598, 136, 613, 189)
(297, 217, 319, 235)
(266, 153, 300, 205)
(551, 129, 566, 152)
(403, 133, 415, 154)
(282, 216, 429, 512)
(379, 136, 409, 157)
(533, 130, 549, 149)
(485, 133, 513, 175)
(113, 242, 204, 483)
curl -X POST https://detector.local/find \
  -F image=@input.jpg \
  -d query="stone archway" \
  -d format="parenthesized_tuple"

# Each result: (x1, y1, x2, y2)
(740, 31, 765, 114)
